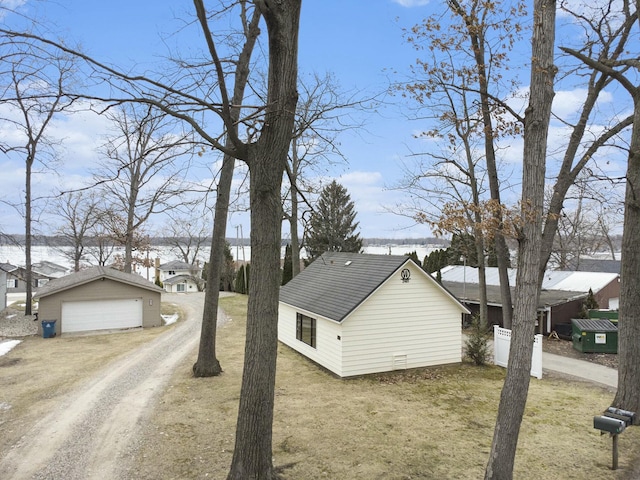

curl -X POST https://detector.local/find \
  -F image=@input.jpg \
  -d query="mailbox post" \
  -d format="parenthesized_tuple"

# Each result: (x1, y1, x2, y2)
(593, 408, 636, 470)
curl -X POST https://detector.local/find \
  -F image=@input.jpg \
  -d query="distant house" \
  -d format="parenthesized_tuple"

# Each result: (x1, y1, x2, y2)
(35, 266, 163, 336)
(0, 268, 6, 310)
(1, 262, 53, 295)
(158, 260, 203, 293)
(278, 252, 469, 378)
(574, 259, 621, 274)
(32, 261, 70, 279)
(440, 266, 620, 335)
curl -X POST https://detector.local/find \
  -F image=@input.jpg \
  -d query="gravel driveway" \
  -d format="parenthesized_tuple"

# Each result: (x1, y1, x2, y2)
(0, 292, 225, 480)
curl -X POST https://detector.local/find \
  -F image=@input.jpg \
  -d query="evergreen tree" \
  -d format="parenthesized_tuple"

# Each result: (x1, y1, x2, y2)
(234, 264, 250, 294)
(201, 242, 236, 291)
(424, 248, 449, 274)
(406, 250, 422, 267)
(220, 242, 235, 291)
(304, 180, 363, 260)
(447, 233, 478, 266)
(282, 244, 293, 285)
(579, 288, 599, 318)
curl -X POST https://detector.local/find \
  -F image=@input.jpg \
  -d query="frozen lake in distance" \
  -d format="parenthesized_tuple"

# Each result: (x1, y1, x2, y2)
(1, 244, 444, 272)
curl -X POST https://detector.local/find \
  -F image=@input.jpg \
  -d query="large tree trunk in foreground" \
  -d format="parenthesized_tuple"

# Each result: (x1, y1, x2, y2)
(613, 96, 640, 418)
(192, 3, 261, 378)
(192, 154, 233, 377)
(25, 157, 33, 316)
(484, 0, 556, 478)
(227, 1, 300, 478)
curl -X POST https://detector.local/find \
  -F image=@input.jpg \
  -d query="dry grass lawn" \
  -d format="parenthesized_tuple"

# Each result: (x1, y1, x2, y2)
(127, 295, 640, 480)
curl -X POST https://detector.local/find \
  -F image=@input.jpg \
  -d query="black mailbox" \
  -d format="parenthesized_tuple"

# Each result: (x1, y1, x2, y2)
(594, 415, 626, 434)
(606, 407, 636, 426)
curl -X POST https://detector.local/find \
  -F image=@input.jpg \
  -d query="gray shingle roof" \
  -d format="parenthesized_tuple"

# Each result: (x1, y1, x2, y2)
(159, 260, 200, 271)
(162, 274, 197, 285)
(279, 252, 414, 322)
(35, 266, 163, 299)
(0, 263, 17, 273)
(442, 281, 586, 309)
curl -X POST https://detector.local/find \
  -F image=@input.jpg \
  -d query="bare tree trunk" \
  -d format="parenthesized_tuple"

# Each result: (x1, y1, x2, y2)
(485, 1, 556, 477)
(124, 212, 134, 274)
(227, 1, 300, 478)
(556, 2, 639, 415)
(192, 1, 261, 378)
(613, 96, 640, 417)
(448, 0, 514, 328)
(290, 194, 301, 277)
(476, 238, 489, 326)
(25, 156, 33, 316)
(192, 153, 233, 377)
(289, 141, 301, 277)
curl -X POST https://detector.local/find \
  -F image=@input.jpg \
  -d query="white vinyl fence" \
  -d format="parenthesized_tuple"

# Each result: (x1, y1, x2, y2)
(493, 326, 543, 379)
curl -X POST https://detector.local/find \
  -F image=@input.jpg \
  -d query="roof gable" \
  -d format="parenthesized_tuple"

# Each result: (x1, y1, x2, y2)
(35, 266, 163, 298)
(163, 274, 199, 285)
(159, 260, 200, 271)
(32, 261, 69, 277)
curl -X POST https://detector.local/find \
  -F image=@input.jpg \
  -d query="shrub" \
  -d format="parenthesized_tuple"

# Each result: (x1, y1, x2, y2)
(465, 316, 491, 366)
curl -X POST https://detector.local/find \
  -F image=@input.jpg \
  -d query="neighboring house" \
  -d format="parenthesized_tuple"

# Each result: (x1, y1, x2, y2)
(158, 260, 202, 293)
(278, 252, 469, 378)
(0, 268, 6, 310)
(574, 258, 621, 274)
(1, 262, 52, 294)
(440, 265, 620, 334)
(35, 266, 163, 336)
(32, 261, 70, 279)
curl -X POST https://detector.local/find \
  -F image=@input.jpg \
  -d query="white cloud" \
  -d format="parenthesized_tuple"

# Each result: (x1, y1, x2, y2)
(391, 0, 430, 7)
(339, 170, 383, 187)
(552, 89, 613, 119)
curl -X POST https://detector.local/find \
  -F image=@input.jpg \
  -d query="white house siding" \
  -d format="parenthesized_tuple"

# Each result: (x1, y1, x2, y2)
(341, 263, 462, 377)
(164, 280, 198, 293)
(278, 303, 344, 376)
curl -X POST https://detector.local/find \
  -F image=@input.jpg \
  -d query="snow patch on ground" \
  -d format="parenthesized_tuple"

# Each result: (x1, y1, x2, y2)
(162, 314, 179, 326)
(0, 339, 21, 357)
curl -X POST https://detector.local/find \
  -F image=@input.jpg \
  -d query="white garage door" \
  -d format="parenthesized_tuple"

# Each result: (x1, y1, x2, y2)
(61, 298, 143, 333)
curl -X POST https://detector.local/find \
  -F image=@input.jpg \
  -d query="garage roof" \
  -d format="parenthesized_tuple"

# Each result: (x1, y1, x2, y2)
(34, 266, 163, 299)
(280, 251, 466, 323)
(440, 265, 618, 294)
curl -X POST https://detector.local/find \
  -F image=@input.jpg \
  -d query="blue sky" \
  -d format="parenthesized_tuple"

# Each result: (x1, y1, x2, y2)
(0, 0, 631, 241)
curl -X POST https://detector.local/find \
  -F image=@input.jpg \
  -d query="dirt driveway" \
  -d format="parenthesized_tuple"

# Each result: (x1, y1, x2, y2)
(0, 292, 222, 480)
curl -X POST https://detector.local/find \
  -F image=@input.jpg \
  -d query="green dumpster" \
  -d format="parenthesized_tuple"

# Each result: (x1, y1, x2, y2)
(588, 309, 618, 324)
(571, 318, 617, 353)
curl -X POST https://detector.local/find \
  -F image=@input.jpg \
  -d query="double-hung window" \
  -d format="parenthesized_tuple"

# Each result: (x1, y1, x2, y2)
(296, 313, 316, 348)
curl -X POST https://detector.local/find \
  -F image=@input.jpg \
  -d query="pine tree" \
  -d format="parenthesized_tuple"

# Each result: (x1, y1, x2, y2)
(305, 180, 363, 260)
(234, 264, 250, 294)
(282, 244, 293, 285)
(406, 250, 422, 267)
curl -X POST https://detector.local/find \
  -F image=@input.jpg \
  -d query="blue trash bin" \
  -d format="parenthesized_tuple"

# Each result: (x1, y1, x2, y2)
(41, 320, 57, 338)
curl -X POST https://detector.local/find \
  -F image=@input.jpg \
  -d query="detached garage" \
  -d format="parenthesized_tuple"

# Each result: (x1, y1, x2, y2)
(35, 266, 163, 336)
(279, 252, 469, 378)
